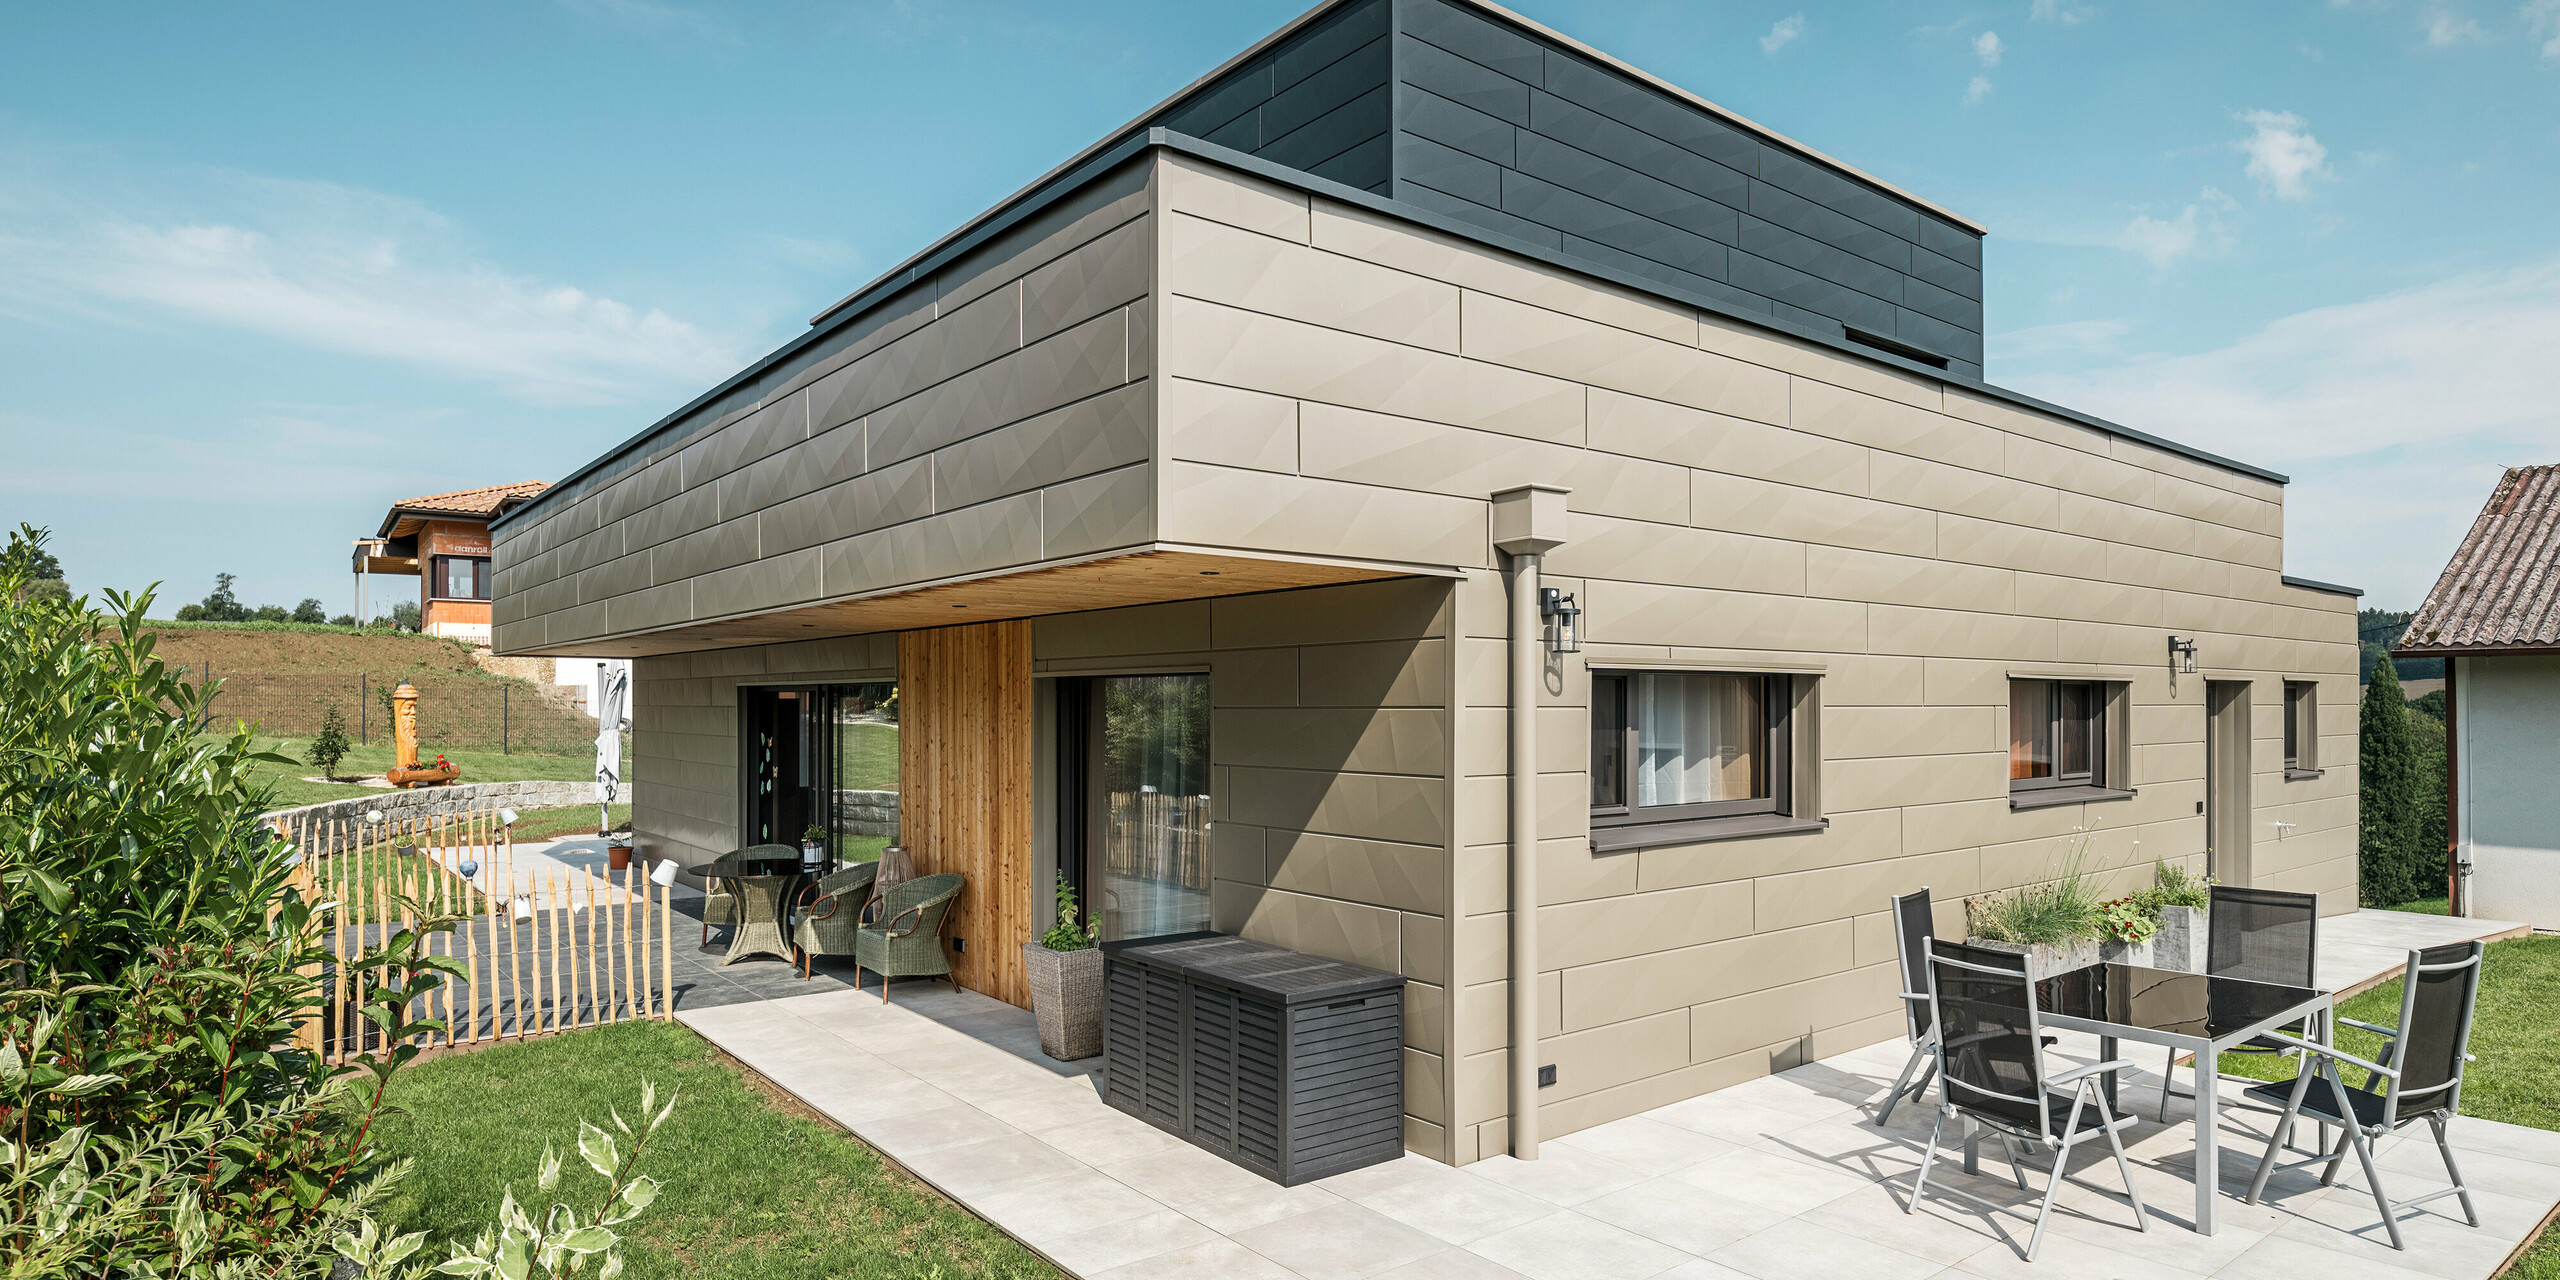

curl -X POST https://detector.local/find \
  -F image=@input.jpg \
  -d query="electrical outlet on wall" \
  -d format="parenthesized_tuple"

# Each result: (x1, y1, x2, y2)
(1538, 1065, 1557, 1088)
(952, 938, 965, 953)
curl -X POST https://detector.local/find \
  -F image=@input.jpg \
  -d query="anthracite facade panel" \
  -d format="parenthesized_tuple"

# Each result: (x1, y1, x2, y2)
(1378, 0, 1987, 377)
(1157, 0, 1393, 195)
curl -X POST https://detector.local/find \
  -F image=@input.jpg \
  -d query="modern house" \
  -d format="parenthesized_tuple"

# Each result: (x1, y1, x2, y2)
(356, 480, 550, 642)
(2397, 464, 2560, 927)
(486, 0, 2360, 1168)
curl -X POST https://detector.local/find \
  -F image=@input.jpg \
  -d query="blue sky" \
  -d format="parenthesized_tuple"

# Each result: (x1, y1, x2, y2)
(3, 0, 2556, 614)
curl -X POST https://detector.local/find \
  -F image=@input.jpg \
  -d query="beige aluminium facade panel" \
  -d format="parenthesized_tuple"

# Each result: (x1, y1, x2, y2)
(1149, 151, 2355, 1164)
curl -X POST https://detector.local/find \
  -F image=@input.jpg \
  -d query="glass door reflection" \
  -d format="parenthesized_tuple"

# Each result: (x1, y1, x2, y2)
(1078, 674, 1212, 941)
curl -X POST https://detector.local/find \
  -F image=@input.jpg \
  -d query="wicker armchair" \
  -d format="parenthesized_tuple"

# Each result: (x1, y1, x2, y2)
(854, 872, 965, 1004)
(700, 844, 796, 945)
(791, 863, 879, 979)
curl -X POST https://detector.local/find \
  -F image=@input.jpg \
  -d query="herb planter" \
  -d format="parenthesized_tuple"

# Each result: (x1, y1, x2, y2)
(1965, 935, 2101, 977)
(1024, 941, 1105, 1061)
(2099, 937, 2155, 968)
(2151, 905, 2207, 972)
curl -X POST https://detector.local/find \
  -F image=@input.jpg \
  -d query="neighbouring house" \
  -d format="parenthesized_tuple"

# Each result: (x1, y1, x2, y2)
(486, 0, 2361, 1167)
(2397, 464, 2560, 927)
(355, 480, 549, 642)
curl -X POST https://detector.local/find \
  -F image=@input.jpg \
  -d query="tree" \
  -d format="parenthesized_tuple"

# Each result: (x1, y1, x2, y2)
(383, 600, 420, 631)
(2411, 712, 2449, 903)
(292, 597, 326, 623)
(308, 705, 352, 779)
(197, 571, 247, 622)
(329, 612, 357, 626)
(251, 603, 288, 622)
(2359, 659, 2423, 906)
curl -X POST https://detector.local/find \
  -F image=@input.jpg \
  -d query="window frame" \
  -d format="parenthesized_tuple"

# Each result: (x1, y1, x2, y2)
(431, 554, 493, 602)
(2283, 680, 2321, 778)
(2008, 678, 2110, 799)
(1589, 669, 1793, 833)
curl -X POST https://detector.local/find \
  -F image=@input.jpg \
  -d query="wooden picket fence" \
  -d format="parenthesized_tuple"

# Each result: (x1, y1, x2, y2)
(1103, 790, 1211, 890)
(276, 802, 674, 1062)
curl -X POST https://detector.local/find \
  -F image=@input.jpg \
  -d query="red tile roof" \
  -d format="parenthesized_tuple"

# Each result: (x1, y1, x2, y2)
(376, 480, 549, 538)
(2401, 465, 2560, 654)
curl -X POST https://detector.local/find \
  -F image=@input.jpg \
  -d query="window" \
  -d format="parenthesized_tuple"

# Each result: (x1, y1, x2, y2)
(2009, 679, 2121, 806)
(1591, 670, 1806, 846)
(2284, 681, 2320, 777)
(433, 555, 491, 601)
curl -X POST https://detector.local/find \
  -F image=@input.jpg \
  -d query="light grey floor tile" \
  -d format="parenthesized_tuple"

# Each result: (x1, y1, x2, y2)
(2446, 1116, 2560, 1168)
(1710, 1216, 1945, 1280)
(1673, 1146, 1879, 1216)
(2204, 1231, 2449, 1280)
(1231, 1200, 1450, 1280)
(1953, 1226, 2212, 1280)
(1463, 1146, 1649, 1206)
(1800, 1180, 2024, 1266)
(1550, 1117, 1738, 1176)
(1466, 1210, 1691, 1280)
(964, 1168, 1166, 1245)
(1343, 1162, 1561, 1246)
(1096, 1238, 1308, 1280)
(1650, 1095, 1837, 1147)
(1373, 1247, 1533, 1280)
(895, 1132, 1087, 1199)
(1575, 1175, 1794, 1257)
(1042, 1208, 1221, 1276)
(1027, 1109, 1191, 1166)
(843, 1101, 1018, 1157)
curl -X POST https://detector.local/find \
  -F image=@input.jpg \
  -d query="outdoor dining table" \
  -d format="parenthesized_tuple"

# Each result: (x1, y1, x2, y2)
(686, 851, 828, 967)
(2030, 961, 2333, 1236)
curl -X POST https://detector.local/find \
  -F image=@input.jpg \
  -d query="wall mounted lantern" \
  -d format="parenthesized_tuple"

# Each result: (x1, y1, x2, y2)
(2167, 635, 2199, 675)
(1540, 588, 1581, 654)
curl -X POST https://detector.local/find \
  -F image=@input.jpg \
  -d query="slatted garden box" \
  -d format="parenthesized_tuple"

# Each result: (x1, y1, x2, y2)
(1102, 933, 1404, 1185)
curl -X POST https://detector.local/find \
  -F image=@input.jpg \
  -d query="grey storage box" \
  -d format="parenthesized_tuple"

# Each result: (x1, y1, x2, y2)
(1103, 933, 1404, 1185)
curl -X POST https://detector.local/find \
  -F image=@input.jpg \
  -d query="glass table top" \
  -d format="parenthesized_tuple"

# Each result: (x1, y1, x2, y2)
(2037, 963, 2324, 1042)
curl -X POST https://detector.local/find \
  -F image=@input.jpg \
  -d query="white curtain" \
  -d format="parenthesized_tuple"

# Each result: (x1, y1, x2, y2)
(594, 663, 629, 806)
(1632, 672, 1764, 807)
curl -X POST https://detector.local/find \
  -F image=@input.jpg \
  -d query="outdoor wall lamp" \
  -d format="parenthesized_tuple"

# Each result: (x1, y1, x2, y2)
(2168, 635, 2199, 675)
(1540, 588, 1581, 654)
(499, 807, 520, 827)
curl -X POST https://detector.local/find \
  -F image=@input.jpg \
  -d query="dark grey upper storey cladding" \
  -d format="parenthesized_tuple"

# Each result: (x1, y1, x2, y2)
(1388, 0, 1987, 378)
(1156, 0, 1393, 195)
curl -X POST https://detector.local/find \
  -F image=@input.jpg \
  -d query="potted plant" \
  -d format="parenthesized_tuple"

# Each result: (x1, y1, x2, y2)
(2097, 896, 2159, 967)
(1023, 872, 1103, 1061)
(1964, 834, 2104, 976)
(2137, 860, 2212, 971)
(800, 824, 830, 873)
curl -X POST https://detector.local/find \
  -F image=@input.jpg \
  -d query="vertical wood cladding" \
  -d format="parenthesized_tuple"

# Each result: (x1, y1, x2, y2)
(1156, 0, 1392, 194)
(898, 620, 1036, 1008)
(1387, 0, 1985, 377)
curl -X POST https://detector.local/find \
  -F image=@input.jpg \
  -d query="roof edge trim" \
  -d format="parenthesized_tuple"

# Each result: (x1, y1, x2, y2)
(2280, 574, 2364, 599)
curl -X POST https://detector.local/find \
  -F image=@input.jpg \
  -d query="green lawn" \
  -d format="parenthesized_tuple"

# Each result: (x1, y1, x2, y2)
(840, 721, 898, 791)
(373, 1021, 1062, 1280)
(2218, 935, 2560, 1276)
(236, 735, 623, 808)
(2385, 897, 2452, 916)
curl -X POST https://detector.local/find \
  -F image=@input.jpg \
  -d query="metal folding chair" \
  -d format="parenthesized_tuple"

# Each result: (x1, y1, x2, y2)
(2242, 941, 2486, 1251)
(2161, 885, 2320, 1123)
(1875, 887, 1939, 1126)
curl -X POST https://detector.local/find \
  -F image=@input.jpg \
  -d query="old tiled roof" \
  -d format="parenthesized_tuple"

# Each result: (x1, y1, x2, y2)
(2401, 465, 2560, 654)
(376, 480, 549, 538)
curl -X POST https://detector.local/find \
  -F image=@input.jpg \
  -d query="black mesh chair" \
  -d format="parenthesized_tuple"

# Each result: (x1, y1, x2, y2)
(2159, 885, 2320, 1122)
(1907, 939, 2149, 1261)
(2242, 941, 2486, 1251)
(1875, 888, 1939, 1126)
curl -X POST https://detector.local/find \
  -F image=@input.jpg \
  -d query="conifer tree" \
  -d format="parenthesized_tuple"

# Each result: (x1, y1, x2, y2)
(2359, 659, 2421, 905)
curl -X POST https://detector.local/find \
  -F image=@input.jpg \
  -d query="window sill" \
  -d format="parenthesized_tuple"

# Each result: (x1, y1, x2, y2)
(2008, 785, 2137, 812)
(1591, 814, 1828, 852)
(2284, 768, 2324, 781)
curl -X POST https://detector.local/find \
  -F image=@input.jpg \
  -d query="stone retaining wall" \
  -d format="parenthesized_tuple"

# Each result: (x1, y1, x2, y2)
(835, 789, 900, 838)
(269, 779, 597, 853)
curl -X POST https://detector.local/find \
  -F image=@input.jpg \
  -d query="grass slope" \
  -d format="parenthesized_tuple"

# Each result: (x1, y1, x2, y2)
(241, 736, 619, 809)
(374, 1021, 1060, 1280)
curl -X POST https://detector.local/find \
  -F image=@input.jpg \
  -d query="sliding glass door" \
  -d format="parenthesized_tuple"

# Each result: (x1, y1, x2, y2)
(1059, 674, 1211, 941)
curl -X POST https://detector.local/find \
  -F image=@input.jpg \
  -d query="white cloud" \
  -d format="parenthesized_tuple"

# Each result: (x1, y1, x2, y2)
(1761, 14, 1806, 54)
(2234, 109, 2332, 200)
(0, 158, 741, 404)
(2421, 4, 2490, 43)
(1964, 74, 1996, 104)
(2031, 0, 2097, 23)
(2528, 0, 2560, 58)
(2004, 258, 2560, 602)
(1987, 318, 2131, 360)
(2109, 188, 2236, 267)
(1974, 30, 2007, 65)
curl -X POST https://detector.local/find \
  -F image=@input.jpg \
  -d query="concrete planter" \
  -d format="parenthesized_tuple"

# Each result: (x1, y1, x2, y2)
(2099, 937, 2155, 968)
(1024, 942, 1104, 1061)
(1965, 935, 2101, 978)
(2151, 905, 2208, 972)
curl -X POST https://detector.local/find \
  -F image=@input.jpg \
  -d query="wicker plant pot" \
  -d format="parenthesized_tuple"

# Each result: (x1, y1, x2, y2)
(2151, 905, 2207, 972)
(1023, 942, 1104, 1061)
